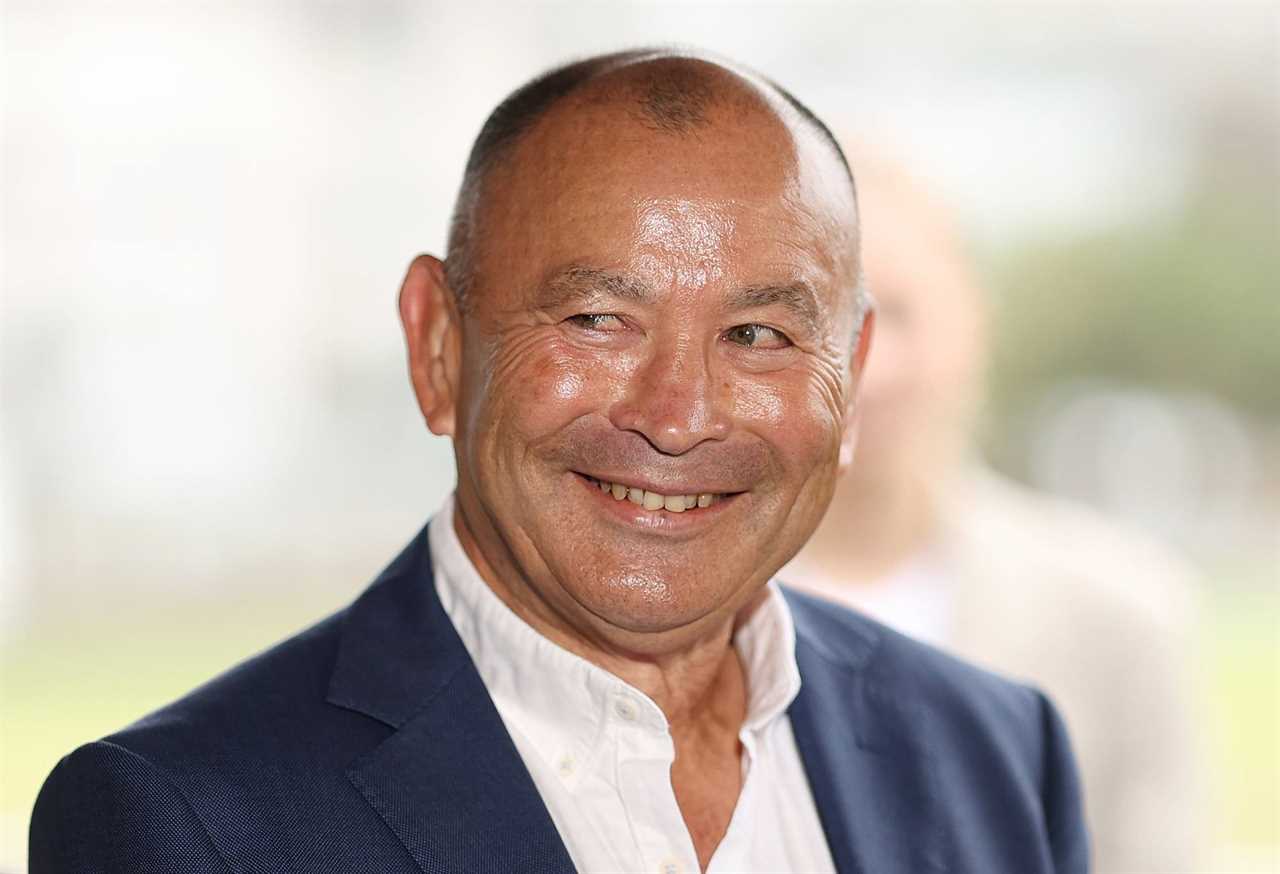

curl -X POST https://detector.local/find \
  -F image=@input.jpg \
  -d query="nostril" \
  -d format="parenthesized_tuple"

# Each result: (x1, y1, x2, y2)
(608, 369, 732, 454)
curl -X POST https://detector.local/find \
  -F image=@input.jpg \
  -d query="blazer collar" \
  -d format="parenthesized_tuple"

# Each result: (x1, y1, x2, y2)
(325, 523, 466, 728)
(325, 524, 575, 874)
(324, 528, 941, 874)
(784, 586, 947, 874)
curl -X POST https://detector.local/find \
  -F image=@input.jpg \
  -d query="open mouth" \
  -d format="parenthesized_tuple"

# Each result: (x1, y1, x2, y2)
(576, 473, 734, 514)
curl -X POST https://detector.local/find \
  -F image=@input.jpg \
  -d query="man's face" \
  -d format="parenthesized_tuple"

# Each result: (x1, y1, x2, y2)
(448, 99, 865, 645)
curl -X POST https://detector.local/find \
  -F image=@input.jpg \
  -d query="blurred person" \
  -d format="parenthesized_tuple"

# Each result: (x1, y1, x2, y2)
(783, 150, 1202, 873)
(29, 51, 1089, 873)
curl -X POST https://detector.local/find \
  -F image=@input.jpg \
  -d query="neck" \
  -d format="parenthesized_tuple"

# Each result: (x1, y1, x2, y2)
(450, 493, 755, 870)
(450, 498, 749, 729)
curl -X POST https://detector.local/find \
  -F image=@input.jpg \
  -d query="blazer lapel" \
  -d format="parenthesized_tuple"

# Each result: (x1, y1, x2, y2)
(326, 523, 575, 874)
(345, 664, 576, 874)
(785, 588, 946, 874)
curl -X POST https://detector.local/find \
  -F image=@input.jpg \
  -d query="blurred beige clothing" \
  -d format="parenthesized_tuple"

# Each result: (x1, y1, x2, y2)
(786, 466, 1204, 874)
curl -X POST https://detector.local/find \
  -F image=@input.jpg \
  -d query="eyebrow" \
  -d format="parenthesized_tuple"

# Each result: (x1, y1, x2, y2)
(534, 265, 655, 310)
(726, 282, 823, 336)
(534, 266, 825, 335)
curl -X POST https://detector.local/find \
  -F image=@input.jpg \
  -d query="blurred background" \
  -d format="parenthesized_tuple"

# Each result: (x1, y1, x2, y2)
(1, 1, 1275, 870)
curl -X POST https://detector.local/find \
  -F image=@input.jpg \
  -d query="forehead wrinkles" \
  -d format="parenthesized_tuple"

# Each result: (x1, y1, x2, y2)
(635, 199, 735, 289)
(636, 199, 734, 255)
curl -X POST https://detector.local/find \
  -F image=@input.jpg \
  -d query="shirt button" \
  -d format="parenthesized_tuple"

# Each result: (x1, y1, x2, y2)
(613, 697, 638, 722)
(659, 860, 681, 874)
(557, 755, 575, 778)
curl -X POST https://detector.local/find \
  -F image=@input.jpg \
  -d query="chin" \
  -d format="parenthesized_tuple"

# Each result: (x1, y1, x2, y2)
(558, 563, 748, 637)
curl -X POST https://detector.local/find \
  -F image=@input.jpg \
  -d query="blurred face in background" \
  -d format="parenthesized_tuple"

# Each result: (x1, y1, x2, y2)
(843, 161, 986, 497)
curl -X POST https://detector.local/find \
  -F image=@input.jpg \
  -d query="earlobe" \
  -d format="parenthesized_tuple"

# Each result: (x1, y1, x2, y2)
(838, 416, 860, 474)
(398, 254, 459, 437)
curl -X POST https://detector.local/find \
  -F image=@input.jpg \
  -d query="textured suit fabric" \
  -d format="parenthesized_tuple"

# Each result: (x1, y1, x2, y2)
(30, 522, 1089, 873)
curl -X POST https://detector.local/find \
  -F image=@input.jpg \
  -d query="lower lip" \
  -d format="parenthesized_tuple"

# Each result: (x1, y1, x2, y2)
(572, 473, 742, 535)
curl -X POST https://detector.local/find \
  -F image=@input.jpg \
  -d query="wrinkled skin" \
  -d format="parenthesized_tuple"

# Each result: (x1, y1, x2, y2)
(399, 60, 872, 868)
(401, 68, 870, 664)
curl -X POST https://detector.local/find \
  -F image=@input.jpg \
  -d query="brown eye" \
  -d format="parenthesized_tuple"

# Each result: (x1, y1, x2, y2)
(566, 313, 624, 331)
(724, 324, 791, 349)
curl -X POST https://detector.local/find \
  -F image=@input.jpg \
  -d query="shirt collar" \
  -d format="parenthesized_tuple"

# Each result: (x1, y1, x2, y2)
(429, 494, 803, 774)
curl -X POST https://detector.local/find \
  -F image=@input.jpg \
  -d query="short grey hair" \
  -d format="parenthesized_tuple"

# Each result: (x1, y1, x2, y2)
(443, 48, 864, 325)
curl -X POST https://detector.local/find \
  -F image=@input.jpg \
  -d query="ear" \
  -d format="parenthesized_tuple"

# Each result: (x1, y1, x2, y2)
(838, 307, 876, 474)
(398, 254, 460, 436)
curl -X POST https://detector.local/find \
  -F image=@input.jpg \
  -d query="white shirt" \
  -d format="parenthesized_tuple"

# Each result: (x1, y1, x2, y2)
(429, 496, 836, 874)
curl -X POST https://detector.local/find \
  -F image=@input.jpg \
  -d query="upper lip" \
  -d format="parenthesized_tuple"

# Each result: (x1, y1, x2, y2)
(576, 470, 745, 496)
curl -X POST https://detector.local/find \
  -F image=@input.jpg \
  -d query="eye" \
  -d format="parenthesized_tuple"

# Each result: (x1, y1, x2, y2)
(565, 313, 625, 332)
(723, 324, 792, 349)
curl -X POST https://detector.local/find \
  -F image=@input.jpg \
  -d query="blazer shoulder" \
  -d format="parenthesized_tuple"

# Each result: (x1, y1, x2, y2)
(29, 604, 400, 872)
(117, 608, 347, 742)
(785, 585, 1089, 872)
(46, 526, 440, 803)
(88, 604, 391, 797)
(29, 740, 233, 873)
(787, 583, 1054, 738)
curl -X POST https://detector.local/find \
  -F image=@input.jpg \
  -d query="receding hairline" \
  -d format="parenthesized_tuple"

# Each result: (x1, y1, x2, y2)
(562, 52, 790, 134)
(444, 48, 862, 316)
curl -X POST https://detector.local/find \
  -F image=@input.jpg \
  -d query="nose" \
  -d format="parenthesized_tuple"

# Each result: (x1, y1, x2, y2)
(609, 333, 731, 455)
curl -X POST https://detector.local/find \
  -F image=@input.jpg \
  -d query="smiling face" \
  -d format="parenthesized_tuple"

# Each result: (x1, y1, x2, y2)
(409, 66, 869, 655)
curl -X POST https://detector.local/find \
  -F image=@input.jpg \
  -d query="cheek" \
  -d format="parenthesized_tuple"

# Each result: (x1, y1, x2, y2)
(480, 334, 636, 442)
(731, 369, 845, 466)
(529, 344, 640, 409)
(730, 379, 787, 427)
(545, 357, 586, 401)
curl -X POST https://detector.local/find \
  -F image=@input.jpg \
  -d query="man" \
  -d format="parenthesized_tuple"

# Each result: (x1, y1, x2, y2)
(784, 150, 1203, 872)
(30, 50, 1089, 873)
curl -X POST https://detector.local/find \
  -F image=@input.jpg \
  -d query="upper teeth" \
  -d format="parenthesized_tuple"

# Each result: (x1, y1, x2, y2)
(593, 478, 717, 512)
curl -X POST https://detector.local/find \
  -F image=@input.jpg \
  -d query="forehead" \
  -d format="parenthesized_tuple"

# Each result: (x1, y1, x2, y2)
(470, 88, 858, 301)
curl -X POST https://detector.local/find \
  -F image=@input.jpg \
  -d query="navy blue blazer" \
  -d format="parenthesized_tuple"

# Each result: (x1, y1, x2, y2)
(31, 523, 1089, 873)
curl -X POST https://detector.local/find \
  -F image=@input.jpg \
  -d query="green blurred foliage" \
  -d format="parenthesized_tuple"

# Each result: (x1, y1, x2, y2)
(969, 174, 1280, 861)
(985, 185, 1279, 433)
